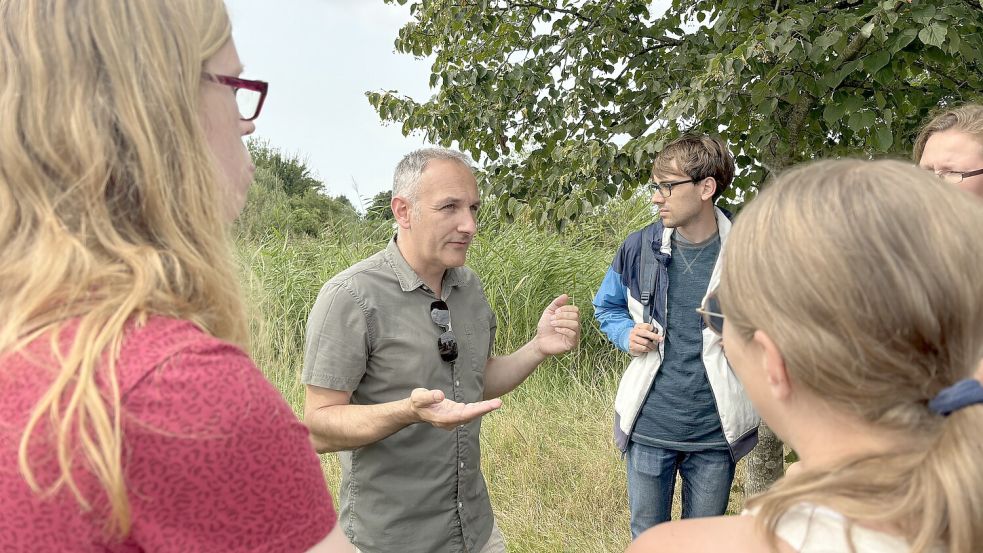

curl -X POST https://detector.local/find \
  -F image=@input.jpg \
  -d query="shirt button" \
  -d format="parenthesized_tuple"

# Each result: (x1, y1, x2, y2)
(460, 462, 464, 468)
(455, 380, 460, 386)
(458, 502, 463, 509)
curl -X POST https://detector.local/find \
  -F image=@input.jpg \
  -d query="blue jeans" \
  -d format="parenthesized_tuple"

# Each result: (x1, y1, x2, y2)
(626, 441, 736, 538)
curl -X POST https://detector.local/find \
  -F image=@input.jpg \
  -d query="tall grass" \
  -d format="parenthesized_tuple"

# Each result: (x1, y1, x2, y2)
(235, 193, 747, 552)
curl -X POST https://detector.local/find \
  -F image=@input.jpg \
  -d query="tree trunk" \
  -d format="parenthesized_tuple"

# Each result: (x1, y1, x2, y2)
(744, 423, 785, 497)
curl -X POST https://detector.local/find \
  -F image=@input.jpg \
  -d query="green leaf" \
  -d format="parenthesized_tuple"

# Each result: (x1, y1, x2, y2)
(873, 124, 893, 151)
(892, 28, 918, 52)
(918, 23, 947, 49)
(847, 111, 876, 133)
(823, 102, 847, 125)
(823, 60, 861, 90)
(874, 91, 887, 110)
(873, 64, 895, 86)
(863, 51, 891, 75)
(911, 5, 937, 25)
(507, 196, 519, 215)
(842, 95, 864, 115)
(761, 97, 778, 116)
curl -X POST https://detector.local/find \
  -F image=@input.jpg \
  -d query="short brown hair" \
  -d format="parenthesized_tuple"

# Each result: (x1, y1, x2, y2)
(652, 134, 735, 201)
(913, 103, 983, 162)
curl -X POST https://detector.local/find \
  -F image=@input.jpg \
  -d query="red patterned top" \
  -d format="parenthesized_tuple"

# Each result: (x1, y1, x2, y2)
(0, 317, 336, 552)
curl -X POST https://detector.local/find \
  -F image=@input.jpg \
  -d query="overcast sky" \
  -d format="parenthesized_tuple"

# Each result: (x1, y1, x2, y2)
(226, 0, 435, 209)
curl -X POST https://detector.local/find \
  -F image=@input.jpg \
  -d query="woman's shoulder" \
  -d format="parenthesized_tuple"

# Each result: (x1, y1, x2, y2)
(116, 316, 250, 391)
(116, 316, 286, 435)
(626, 514, 798, 553)
(117, 315, 329, 510)
(119, 315, 242, 362)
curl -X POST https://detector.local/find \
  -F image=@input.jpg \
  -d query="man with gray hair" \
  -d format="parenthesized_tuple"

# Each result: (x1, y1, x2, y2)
(302, 148, 581, 553)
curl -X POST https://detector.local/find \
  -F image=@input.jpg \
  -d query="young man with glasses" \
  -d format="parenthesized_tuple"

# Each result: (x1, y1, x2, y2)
(593, 134, 759, 538)
(300, 148, 580, 553)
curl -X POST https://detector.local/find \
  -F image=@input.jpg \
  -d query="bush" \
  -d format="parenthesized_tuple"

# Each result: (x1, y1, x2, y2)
(235, 155, 361, 240)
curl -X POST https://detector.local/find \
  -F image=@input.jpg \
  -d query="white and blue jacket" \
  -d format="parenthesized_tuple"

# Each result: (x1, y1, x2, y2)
(593, 207, 759, 459)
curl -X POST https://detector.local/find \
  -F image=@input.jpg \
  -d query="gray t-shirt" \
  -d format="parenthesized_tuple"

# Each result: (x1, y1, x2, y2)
(302, 237, 497, 553)
(631, 231, 728, 451)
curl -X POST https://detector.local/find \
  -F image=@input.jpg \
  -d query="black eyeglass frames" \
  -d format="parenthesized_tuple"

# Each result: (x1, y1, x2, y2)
(648, 176, 705, 198)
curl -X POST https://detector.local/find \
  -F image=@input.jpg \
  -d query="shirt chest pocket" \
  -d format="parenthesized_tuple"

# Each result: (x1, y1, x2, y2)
(460, 320, 492, 374)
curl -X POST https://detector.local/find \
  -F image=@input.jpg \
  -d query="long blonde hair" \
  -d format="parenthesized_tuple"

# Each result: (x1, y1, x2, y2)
(0, 0, 246, 536)
(719, 159, 983, 552)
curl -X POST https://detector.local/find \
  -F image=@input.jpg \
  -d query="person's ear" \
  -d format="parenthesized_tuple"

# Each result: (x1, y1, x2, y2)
(752, 330, 792, 401)
(392, 196, 413, 230)
(700, 177, 717, 202)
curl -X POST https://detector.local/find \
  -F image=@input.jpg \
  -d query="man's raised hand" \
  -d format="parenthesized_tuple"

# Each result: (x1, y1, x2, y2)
(533, 294, 581, 357)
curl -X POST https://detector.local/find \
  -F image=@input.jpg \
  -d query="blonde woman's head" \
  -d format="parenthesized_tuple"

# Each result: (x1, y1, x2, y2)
(721, 158, 982, 425)
(0, 0, 252, 537)
(720, 158, 983, 552)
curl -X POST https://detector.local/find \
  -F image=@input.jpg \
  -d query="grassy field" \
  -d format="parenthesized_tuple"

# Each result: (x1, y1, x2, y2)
(235, 196, 748, 552)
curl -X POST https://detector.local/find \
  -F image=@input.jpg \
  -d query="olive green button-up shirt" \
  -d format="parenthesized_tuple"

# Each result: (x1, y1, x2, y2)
(303, 237, 497, 553)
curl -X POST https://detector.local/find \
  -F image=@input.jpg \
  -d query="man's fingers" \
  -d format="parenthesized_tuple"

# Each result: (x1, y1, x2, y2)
(550, 318, 580, 330)
(410, 387, 444, 407)
(550, 307, 580, 320)
(641, 332, 662, 345)
(554, 327, 577, 338)
(427, 398, 502, 428)
(630, 330, 660, 354)
(465, 398, 502, 417)
(547, 294, 569, 311)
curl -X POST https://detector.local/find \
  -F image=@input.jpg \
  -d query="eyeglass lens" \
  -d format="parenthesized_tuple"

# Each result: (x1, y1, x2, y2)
(236, 89, 261, 120)
(702, 294, 725, 336)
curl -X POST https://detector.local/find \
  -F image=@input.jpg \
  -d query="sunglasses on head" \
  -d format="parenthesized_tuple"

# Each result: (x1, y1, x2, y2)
(430, 300, 458, 363)
(696, 292, 725, 336)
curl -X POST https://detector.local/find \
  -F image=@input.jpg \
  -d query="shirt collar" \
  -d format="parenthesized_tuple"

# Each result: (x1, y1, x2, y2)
(385, 235, 467, 293)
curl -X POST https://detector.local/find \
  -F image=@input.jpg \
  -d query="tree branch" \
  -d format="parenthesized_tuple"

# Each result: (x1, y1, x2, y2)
(503, 0, 594, 24)
(957, 0, 983, 13)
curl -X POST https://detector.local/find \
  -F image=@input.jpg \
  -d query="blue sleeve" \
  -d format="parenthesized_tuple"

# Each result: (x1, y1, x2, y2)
(593, 265, 634, 353)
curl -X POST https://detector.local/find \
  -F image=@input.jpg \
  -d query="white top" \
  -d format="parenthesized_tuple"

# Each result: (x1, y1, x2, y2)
(748, 504, 941, 553)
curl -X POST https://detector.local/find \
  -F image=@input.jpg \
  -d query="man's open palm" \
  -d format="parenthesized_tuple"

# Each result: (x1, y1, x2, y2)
(410, 388, 502, 430)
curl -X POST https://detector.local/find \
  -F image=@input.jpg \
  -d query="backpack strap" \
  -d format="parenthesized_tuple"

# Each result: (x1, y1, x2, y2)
(638, 224, 657, 324)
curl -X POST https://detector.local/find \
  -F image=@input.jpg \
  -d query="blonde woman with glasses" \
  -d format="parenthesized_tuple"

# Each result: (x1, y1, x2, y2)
(0, 1, 350, 551)
(629, 159, 983, 552)
(915, 103, 983, 199)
